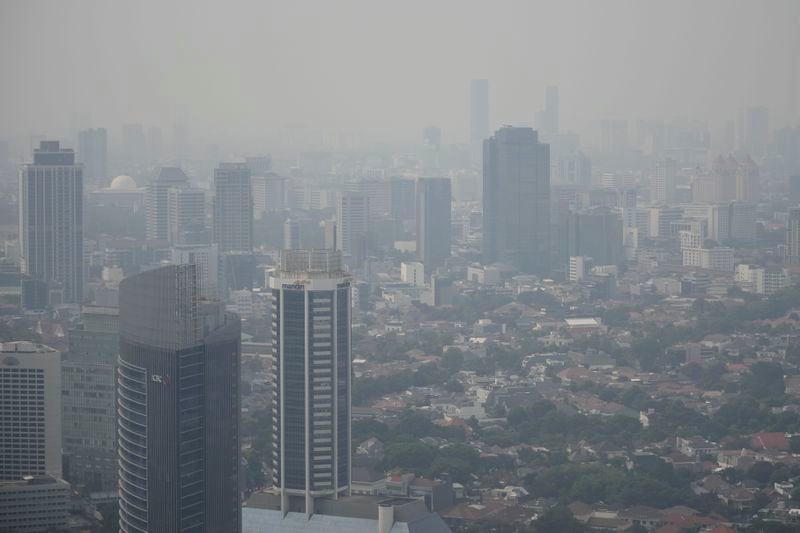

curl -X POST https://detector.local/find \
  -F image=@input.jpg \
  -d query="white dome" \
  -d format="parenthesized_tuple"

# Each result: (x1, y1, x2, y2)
(110, 175, 137, 190)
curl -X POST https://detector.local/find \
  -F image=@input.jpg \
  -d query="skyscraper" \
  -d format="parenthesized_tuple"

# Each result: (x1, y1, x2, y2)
(63, 306, 119, 493)
(416, 177, 452, 274)
(336, 192, 369, 267)
(787, 207, 800, 264)
(146, 167, 190, 241)
(213, 162, 253, 253)
(167, 185, 207, 245)
(77, 127, 108, 189)
(738, 105, 770, 157)
(269, 250, 351, 518)
(482, 127, 551, 274)
(283, 218, 301, 250)
(19, 140, 84, 303)
(117, 264, 241, 532)
(535, 86, 559, 138)
(0, 341, 70, 532)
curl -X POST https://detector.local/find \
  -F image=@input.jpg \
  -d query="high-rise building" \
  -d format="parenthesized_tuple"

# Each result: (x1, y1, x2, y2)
(213, 162, 253, 253)
(416, 177, 452, 274)
(563, 207, 623, 268)
(167, 185, 207, 245)
(790, 175, 800, 204)
(390, 177, 416, 223)
(146, 167, 190, 241)
(651, 158, 677, 204)
(535, 86, 559, 138)
(482, 127, 551, 274)
(269, 250, 351, 517)
(19, 141, 84, 303)
(336, 192, 369, 267)
(786, 207, 800, 264)
(283, 218, 301, 250)
(728, 201, 757, 242)
(117, 264, 241, 532)
(252, 173, 287, 219)
(171, 243, 221, 300)
(0, 341, 70, 532)
(77, 127, 108, 189)
(738, 105, 770, 157)
(62, 306, 119, 493)
(735, 155, 760, 203)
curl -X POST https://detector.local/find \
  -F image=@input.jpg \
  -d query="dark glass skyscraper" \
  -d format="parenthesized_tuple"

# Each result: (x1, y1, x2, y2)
(416, 177, 452, 275)
(483, 126, 551, 275)
(269, 250, 351, 518)
(117, 264, 241, 533)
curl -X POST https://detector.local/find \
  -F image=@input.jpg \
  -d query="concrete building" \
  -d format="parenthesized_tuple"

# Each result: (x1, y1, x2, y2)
(269, 250, 351, 517)
(77, 127, 108, 189)
(252, 173, 287, 219)
(401, 262, 425, 287)
(787, 207, 800, 264)
(482, 127, 551, 274)
(167, 185, 207, 245)
(214, 162, 254, 253)
(0, 341, 69, 532)
(416, 177, 452, 275)
(284, 218, 301, 250)
(62, 306, 119, 494)
(19, 141, 84, 303)
(117, 265, 241, 532)
(146, 166, 190, 241)
(170, 243, 221, 300)
(337, 192, 369, 267)
(683, 247, 734, 272)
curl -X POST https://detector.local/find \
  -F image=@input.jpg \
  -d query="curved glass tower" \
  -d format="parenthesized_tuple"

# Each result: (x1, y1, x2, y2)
(117, 264, 241, 532)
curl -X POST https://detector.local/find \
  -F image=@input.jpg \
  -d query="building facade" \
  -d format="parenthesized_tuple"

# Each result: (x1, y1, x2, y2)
(213, 162, 253, 253)
(482, 127, 551, 274)
(269, 250, 351, 517)
(416, 177, 452, 275)
(19, 141, 84, 303)
(117, 265, 241, 532)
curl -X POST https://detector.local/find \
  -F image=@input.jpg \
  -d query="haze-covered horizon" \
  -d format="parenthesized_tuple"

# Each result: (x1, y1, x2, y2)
(1, 0, 799, 151)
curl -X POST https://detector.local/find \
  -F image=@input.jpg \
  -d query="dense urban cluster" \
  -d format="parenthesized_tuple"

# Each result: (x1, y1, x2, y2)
(2, 4, 800, 532)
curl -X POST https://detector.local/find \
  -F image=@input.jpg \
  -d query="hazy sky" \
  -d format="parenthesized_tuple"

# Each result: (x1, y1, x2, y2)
(1, 0, 798, 147)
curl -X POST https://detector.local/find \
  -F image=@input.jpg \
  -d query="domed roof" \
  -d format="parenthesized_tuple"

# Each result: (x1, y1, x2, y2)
(110, 175, 137, 190)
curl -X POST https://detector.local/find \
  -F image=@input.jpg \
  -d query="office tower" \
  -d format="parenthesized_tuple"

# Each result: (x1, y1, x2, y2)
(269, 250, 351, 517)
(790, 175, 800, 204)
(651, 158, 677, 204)
(62, 306, 119, 494)
(401, 261, 425, 286)
(77, 127, 108, 189)
(482, 127, 551, 274)
(0, 341, 70, 532)
(167, 185, 207, 244)
(713, 155, 738, 203)
(416, 177, 452, 274)
(171, 243, 221, 300)
(122, 123, 147, 164)
(738, 105, 770, 157)
(283, 218, 301, 250)
(535, 86, 559, 138)
(118, 264, 241, 532)
(728, 201, 757, 242)
(555, 151, 591, 188)
(345, 179, 391, 217)
(213, 162, 253, 253)
(19, 141, 84, 303)
(647, 206, 684, 238)
(336, 192, 369, 267)
(146, 167, 190, 240)
(20, 278, 48, 313)
(789, 208, 800, 264)
(563, 207, 623, 268)
(390, 177, 416, 222)
(735, 155, 760, 203)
